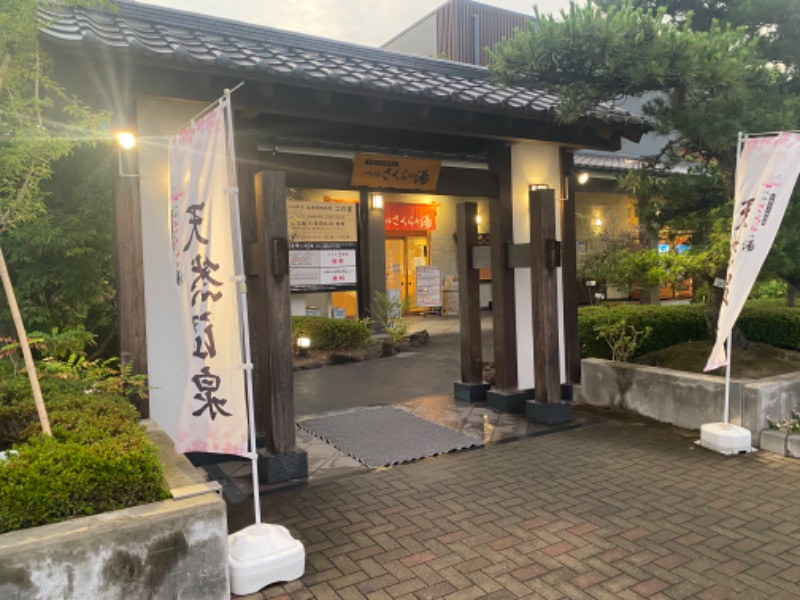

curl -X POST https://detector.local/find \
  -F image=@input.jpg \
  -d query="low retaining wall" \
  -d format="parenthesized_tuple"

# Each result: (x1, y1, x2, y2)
(0, 420, 229, 600)
(576, 358, 800, 445)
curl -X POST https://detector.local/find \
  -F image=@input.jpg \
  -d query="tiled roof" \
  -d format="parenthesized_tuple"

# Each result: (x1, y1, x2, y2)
(574, 150, 690, 174)
(574, 151, 646, 172)
(39, 1, 643, 130)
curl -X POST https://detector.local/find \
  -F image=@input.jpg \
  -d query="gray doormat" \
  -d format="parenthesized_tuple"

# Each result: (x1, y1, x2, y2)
(297, 406, 483, 468)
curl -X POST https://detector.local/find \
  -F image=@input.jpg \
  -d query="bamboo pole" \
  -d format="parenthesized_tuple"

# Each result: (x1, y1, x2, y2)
(0, 243, 51, 435)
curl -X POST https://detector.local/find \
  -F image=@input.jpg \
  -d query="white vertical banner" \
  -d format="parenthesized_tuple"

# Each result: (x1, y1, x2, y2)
(169, 103, 248, 456)
(705, 132, 800, 371)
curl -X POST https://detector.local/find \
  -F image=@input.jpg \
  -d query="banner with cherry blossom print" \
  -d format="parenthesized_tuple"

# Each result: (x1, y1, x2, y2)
(705, 133, 800, 371)
(169, 103, 248, 456)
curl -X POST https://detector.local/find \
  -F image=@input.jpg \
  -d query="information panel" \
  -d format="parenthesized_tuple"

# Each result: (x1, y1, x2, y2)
(415, 266, 442, 308)
(288, 200, 359, 292)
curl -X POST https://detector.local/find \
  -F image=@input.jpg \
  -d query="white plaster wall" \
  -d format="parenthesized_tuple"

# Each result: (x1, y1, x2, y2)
(510, 142, 563, 390)
(381, 12, 438, 57)
(137, 97, 206, 440)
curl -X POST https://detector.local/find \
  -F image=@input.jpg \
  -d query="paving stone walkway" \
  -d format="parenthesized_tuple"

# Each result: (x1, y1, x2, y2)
(227, 409, 800, 599)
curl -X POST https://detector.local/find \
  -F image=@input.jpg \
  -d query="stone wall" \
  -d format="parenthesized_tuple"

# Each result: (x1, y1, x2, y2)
(0, 421, 229, 600)
(576, 358, 800, 444)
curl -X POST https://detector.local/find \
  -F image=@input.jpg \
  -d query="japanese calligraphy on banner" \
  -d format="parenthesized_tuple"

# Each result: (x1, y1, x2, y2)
(169, 102, 248, 456)
(385, 203, 438, 231)
(351, 153, 441, 191)
(705, 132, 800, 371)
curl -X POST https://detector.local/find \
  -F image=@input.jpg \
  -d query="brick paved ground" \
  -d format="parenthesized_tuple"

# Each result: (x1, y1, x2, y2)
(227, 409, 800, 599)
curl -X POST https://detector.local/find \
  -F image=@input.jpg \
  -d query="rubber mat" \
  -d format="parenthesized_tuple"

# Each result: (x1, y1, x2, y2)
(297, 406, 483, 468)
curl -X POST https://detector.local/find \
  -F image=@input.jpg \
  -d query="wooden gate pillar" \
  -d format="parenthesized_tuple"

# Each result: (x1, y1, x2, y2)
(240, 166, 307, 482)
(528, 187, 571, 424)
(454, 201, 490, 402)
(112, 103, 148, 418)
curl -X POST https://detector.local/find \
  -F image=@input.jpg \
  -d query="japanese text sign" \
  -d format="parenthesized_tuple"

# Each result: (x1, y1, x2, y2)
(351, 153, 441, 191)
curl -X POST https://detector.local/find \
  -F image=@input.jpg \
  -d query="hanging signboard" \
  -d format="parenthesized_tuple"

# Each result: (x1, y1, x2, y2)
(384, 203, 438, 231)
(288, 200, 358, 292)
(415, 266, 442, 307)
(351, 152, 441, 191)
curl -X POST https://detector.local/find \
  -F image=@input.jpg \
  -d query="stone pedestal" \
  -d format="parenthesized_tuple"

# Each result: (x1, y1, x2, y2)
(257, 449, 309, 484)
(454, 381, 491, 403)
(526, 401, 572, 425)
(487, 389, 528, 413)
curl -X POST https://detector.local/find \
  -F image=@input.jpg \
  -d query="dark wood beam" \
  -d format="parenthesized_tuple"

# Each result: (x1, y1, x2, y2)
(111, 103, 148, 418)
(488, 143, 517, 392)
(257, 152, 498, 197)
(254, 171, 296, 454)
(560, 150, 581, 385)
(358, 190, 387, 319)
(456, 202, 483, 384)
(529, 188, 561, 403)
(254, 113, 490, 156)
(315, 89, 332, 106)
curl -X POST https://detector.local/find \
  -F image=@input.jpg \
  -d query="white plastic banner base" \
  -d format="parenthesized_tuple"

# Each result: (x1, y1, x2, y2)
(228, 524, 306, 595)
(696, 422, 755, 456)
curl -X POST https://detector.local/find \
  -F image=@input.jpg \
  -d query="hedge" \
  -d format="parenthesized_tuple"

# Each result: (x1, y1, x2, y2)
(0, 383, 169, 533)
(739, 299, 800, 351)
(291, 316, 372, 350)
(579, 304, 707, 359)
(579, 300, 800, 359)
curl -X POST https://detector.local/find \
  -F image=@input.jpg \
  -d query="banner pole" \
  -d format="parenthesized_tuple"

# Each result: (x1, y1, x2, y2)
(222, 88, 261, 526)
(722, 132, 745, 425)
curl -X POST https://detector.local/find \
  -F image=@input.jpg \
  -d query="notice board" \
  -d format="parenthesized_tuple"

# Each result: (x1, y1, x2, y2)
(287, 200, 359, 292)
(415, 266, 442, 308)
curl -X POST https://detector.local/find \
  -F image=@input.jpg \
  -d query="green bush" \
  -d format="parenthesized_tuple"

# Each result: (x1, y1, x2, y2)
(0, 367, 169, 533)
(739, 300, 800, 351)
(579, 304, 707, 359)
(291, 316, 372, 350)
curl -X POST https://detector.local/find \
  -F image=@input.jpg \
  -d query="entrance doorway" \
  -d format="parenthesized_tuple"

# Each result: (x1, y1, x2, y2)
(385, 235, 430, 312)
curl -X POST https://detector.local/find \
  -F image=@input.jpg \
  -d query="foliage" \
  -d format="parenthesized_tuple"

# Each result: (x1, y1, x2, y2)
(291, 316, 372, 350)
(0, 358, 168, 533)
(578, 227, 698, 298)
(737, 300, 800, 352)
(594, 319, 652, 362)
(0, 0, 109, 233)
(369, 291, 411, 342)
(579, 300, 800, 359)
(749, 279, 787, 300)
(767, 410, 800, 434)
(579, 304, 707, 359)
(1, 145, 116, 338)
(490, 0, 800, 320)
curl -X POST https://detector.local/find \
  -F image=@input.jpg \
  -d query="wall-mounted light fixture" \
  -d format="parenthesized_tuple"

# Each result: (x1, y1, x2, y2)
(371, 194, 384, 210)
(577, 172, 590, 185)
(115, 130, 141, 178)
(475, 214, 482, 225)
(530, 184, 550, 191)
(593, 216, 603, 227)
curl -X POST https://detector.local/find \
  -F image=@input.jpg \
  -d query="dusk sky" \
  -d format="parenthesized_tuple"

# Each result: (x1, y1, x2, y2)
(142, 1, 580, 46)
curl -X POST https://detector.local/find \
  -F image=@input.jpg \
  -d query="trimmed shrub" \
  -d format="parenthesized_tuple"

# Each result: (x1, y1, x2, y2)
(0, 427, 167, 532)
(579, 304, 707, 359)
(739, 299, 800, 351)
(292, 316, 372, 350)
(0, 369, 169, 533)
